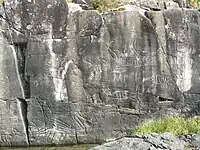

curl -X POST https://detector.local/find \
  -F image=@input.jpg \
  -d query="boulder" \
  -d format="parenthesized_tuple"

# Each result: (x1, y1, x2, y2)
(89, 133, 188, 150)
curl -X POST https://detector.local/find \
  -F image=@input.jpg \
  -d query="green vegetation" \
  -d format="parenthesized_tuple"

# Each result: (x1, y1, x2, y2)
(187, 0, 200, 8)
(91, 0, 124, 12)
(133, 116, 200, 136)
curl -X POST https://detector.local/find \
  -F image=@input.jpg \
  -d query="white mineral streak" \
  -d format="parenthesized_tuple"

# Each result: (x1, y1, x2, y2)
(61, 60, 73, 79)
(54, 60, 73, 101)
(12, 43, 28, 143)
(47, 25, 72, 101)
(12, 44, 29, 144)
(183, 49, 192, 91)
(68, 3, 82, 14)
(6, 10, 30, 144)
(11, 46, 26, 99)
(47, 25, 58, 100)
(16, 98, 29, 145)
(176, 48, 192, 92)
(117, 5, 135, 11)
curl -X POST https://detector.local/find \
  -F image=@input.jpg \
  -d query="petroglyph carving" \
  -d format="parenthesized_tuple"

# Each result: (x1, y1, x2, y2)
(111, 90, 143, 102)
(143, 74, 176, 86)
(113, 69, 127, 83)
(131, 37, 143, 56)
(112, 90, 129, 100)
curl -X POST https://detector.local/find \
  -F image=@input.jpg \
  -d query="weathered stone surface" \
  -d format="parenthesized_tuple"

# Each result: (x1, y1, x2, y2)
(72, 0, 91, 5)
(89, 133, 197, 150)
(4, 0, 68, 39)
(72, 0, 92, 10)
(0, 100, 28, 146)
(0, 0, 200, 147)
(68, 3, 83, 14)
(120, 0, 187, 10)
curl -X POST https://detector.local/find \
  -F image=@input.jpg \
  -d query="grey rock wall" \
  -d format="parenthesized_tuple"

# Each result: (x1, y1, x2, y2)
(120, 0, 186, 9)
(0, 0, 199, 146)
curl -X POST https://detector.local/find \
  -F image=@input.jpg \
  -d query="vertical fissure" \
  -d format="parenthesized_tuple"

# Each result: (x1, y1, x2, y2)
(13, 43, 30, 146)
(16, 98, 30, 146)
(14, 43, 30, 99)
(2, 2, 30, 145)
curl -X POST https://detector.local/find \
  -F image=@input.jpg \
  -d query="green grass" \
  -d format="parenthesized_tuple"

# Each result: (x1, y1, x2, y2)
(133, 116, 200, 136)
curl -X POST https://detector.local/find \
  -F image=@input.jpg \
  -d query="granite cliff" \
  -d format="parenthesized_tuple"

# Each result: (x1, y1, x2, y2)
(0, 0, 199, 146)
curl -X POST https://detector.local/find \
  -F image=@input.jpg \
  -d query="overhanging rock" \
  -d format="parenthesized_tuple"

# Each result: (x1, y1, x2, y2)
(0, 0, 199, 146)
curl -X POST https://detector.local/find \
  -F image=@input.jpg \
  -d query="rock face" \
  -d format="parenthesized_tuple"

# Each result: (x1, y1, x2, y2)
(0, 0, 200, 147)
(89, 133, 200, 150)
(72, 0, 92, 10)
(120, 0, 187, 9)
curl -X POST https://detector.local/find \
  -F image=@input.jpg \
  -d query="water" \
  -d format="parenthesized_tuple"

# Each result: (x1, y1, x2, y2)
(0, 144, 98, 150)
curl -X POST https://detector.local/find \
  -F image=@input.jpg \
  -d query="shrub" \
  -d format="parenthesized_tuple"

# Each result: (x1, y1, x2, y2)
(133, 116, 200, 135)
(187, 0, 200, 8)
(91, 0, 123, 12)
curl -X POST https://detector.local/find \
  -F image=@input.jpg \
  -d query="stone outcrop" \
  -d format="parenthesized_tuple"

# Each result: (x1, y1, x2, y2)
(72, 0, 92, 10)
(71, 0, 187, 11)
(89, 133, 200, 150)
(120, 0, 187, 10)
(0, 0, 200, 147)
